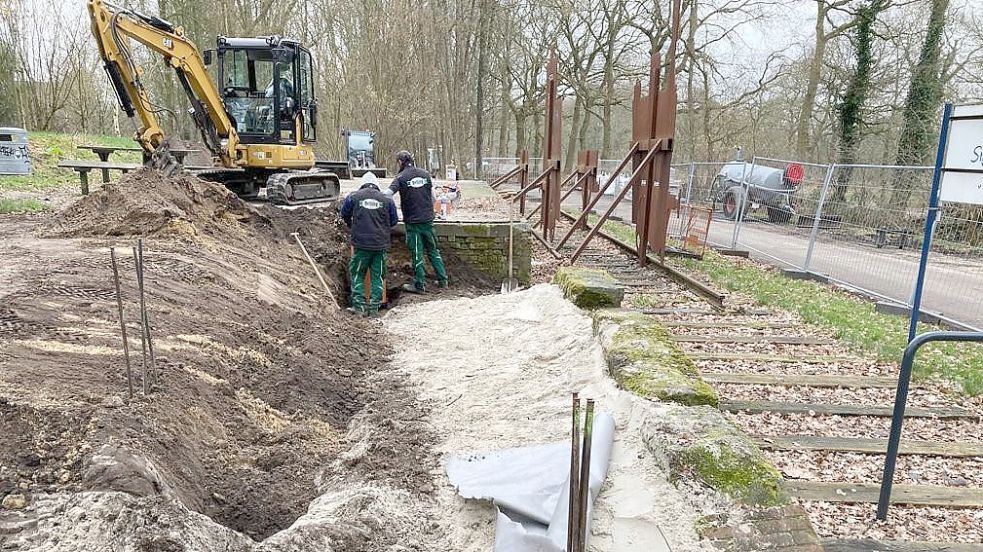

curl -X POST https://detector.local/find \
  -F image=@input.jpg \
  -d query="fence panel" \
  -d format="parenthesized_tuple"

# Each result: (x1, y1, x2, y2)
(725, 157, 831, 268)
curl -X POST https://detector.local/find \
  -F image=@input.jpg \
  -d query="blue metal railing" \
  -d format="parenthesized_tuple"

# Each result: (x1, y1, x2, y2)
(877, 330, 983, 519)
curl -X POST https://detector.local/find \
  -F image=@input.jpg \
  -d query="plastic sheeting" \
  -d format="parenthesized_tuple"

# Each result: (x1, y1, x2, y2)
(447, 413, 616, 551)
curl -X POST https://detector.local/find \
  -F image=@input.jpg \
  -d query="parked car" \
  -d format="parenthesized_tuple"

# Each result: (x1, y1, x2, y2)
(714, 161, 803, 223)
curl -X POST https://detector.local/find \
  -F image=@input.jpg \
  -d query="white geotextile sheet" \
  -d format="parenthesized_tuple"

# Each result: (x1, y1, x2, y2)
(446, 413, 616, 551)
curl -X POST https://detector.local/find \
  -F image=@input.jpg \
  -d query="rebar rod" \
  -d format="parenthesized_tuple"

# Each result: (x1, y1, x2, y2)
(576, 399, 595, 552)
(567, 393, 581, 552)
(109, 247, 133, 399)
(138, 239, 157, 387)
(132, 245, 148, 395)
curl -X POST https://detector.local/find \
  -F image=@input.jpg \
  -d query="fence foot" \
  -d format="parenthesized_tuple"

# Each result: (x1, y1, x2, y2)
(782, 269, 830, 284)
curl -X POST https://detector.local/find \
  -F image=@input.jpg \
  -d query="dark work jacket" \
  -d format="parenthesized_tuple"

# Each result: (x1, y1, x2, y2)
(388, 165, 435, 224)
(340, 183, 398, 251)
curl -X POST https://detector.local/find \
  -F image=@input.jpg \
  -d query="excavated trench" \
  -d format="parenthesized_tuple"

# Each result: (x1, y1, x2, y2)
(0, 171, 445, 546)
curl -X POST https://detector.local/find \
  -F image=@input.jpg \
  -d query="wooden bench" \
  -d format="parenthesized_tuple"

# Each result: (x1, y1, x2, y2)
(77, 144, 199, 182)
(875, 227, 912, 249)
(57, 160, 141, 195)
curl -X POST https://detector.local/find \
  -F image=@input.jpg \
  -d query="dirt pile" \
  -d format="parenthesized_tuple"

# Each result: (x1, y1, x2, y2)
(0, 170, 439, 548)
(39, 169, 264, 238)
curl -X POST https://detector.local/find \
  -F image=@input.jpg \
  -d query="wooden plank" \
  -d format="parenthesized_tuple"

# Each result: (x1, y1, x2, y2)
(704, 372, 899, 389)
(57, 160, 141, 170)
(639, 308, 717, 316)
(720, 399, 976, 419)
(786, 481, 983, 508)
(670, 334, 835, 345)
(822, 539, 983, 552)
(756, 435, 983, 457)
(690, 352, 860, 363)
(661, 320, 800, 329)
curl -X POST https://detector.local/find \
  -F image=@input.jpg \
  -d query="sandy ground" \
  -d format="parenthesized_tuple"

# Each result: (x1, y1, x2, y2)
(383, 284, 715, 551)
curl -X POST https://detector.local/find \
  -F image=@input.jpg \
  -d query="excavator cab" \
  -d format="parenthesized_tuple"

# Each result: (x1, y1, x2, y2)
(212, 37, 317, 147)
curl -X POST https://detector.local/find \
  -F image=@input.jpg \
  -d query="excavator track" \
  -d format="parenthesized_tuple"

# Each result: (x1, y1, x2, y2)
(266, 171, 341, 205)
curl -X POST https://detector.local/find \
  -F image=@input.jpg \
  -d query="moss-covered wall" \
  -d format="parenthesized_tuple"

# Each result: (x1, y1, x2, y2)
(396, 222, 532, 285)
(593, 309, 788, 510)
(553, 267, 624, 309)
(593, 309, 717, 407)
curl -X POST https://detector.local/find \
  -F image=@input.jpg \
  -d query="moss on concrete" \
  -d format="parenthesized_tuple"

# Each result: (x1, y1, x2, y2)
(553, 267, 624, 309)
(677, 434, 786, 507)
(592, 310, 788, 510)
(641, 405, 788, 508)
(593, 309, 717, 407)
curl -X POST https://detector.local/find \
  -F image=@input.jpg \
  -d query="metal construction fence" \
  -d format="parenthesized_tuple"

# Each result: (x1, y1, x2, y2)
(485, 154, 983, 330)
(678, 157, 983, 331)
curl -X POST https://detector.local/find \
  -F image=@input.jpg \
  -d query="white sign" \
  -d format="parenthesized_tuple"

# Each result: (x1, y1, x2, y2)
(940, 171, 983, 205)
(941, 103, 983, 205)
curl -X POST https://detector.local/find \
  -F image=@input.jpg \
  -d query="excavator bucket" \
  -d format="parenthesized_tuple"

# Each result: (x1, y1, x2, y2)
(148, 141, 183, 177)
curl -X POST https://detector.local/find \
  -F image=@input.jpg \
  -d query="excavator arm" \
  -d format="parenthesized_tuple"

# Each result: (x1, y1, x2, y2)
(87, 0, 238, 169)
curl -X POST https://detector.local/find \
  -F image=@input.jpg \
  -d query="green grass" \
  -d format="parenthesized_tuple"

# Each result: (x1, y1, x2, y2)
(0, 198, 50, 214)
(588, 216, 983, 395)
(0, 131, 140, 192)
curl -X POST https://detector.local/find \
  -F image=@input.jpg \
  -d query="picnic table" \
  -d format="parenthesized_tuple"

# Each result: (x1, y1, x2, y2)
(57, 159, 141, 195)
(77, 144, 200, 182)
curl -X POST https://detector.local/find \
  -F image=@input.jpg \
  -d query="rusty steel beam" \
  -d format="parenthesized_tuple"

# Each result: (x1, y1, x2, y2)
(513, 166, 552, 202)
(528, 170, 580, 219)
(559, 210, 726, 308)
(541, 50, 563, 241)
(556, 142, 639, 249)
(570, 145, 659, 262)
(489, 165, 521, 190)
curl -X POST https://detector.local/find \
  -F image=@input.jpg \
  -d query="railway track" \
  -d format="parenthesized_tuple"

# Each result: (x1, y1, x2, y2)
(538, 213, 983, 549)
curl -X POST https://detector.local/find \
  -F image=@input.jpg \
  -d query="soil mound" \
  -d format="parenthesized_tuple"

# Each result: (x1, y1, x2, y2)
(1, 171, 442, 545)
(40, 168, 264, 238)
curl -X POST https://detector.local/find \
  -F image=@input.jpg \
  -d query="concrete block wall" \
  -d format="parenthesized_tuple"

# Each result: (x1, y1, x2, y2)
(436, 222, 532, 285)
(396, 222, 532, 285)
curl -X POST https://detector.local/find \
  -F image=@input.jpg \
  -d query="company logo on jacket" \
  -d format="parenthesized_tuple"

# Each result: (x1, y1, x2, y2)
(360, 198, 383, 209)
(408, 177, 428, 188)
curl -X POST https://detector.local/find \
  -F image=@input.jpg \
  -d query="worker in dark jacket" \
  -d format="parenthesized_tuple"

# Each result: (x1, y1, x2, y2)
(385, 150, 448, 293)
(340, 172, 398, 315)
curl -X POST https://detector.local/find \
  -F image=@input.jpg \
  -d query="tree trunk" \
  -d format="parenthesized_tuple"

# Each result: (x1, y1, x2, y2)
(474, 0, 489, 178)
(601, 44, 616, 158)
(685, 0, 698, 160)
(892, 0, 950, 207)
(564, 93, 583, 170)
(832, 0, 881, 203)
(795, 2, 828, 159)
(514, 111, 526, 158)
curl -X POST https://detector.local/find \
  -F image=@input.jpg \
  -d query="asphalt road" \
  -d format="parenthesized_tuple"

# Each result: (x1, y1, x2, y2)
(706, 218, 983, 330)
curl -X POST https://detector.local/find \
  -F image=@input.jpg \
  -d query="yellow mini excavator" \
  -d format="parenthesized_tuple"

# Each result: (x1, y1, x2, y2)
(87, 0, 339, 203)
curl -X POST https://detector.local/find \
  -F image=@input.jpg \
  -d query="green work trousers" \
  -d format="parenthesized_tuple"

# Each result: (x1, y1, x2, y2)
(350, 248, 386, 313)
(405, 222, 448, 290)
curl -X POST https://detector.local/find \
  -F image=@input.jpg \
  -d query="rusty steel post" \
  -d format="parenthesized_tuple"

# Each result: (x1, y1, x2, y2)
(132, 245, 148, 395)
(529, 171, 577, 220)
(109, 247, 133, 399)
(568, 393, 581, 552)
(556, 143, 639, 249)
(541, 50, 563, 241)
(626, 0, 681, 263)
(576, 399, 595, 552)
(570, 145, 660, 262)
